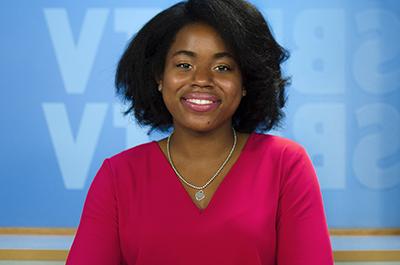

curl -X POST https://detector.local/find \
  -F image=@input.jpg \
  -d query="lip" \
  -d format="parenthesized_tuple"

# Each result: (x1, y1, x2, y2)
(182, 92, 220, 102)
(181, 98, 221, 113)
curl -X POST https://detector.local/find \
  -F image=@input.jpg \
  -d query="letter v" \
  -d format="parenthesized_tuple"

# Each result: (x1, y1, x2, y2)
(42, 103, 108, 189)
(44, 8, 109, 94)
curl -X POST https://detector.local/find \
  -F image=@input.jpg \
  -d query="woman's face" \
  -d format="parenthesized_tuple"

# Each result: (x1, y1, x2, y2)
(159, 22, 244, 133)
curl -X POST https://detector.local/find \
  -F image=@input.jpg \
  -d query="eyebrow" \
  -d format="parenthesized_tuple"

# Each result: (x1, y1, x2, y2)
(171, 50, 234, 59)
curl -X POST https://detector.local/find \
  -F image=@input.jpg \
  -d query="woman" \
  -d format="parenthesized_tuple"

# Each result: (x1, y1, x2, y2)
(66, 0, 334, 264)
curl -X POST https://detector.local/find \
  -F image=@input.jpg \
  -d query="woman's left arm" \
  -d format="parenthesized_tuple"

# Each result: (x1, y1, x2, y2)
(276, 145, 334, 265)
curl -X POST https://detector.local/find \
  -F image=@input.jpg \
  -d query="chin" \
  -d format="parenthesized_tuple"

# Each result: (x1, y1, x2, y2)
(181, 121, 233, 135)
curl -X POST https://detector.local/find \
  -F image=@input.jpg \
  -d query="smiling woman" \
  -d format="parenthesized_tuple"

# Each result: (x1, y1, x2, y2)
(160, 22, 243, 134)
(66, 0, 334, 264)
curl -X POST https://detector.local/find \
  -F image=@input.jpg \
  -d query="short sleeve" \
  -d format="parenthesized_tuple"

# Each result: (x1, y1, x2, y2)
(276, 146, 334, 265)
(66, 159, 122, 265)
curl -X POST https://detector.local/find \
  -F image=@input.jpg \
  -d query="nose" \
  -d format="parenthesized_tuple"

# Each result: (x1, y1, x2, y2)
(192, 66, 213, 87)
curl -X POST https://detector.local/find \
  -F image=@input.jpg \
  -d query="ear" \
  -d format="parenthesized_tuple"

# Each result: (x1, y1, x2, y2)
(242, 87, 247, 96)
(157, 80, 163, 92)
(155, 71, 163, 83)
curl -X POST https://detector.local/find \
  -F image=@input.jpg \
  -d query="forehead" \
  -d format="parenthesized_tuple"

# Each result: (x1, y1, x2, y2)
(167, 22, 232, 56)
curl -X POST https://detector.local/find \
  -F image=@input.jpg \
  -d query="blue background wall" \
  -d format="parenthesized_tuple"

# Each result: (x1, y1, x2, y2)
(0, 0, 399, 228)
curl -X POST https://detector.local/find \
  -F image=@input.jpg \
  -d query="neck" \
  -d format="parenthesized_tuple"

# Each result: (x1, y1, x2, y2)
(169, 124, 235, 161)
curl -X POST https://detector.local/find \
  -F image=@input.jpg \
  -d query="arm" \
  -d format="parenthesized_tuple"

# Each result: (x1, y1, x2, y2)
(276, 146, 333, 265)
(66, 159, 122, 265)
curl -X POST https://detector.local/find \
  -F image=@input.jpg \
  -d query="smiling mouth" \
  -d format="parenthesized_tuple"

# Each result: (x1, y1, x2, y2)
(183, 98, 220, 105)
(181, 97, 221, 112)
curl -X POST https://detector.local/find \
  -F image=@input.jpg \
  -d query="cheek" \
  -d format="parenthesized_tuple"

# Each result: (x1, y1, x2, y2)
(215, 71, 242, 87)
(161, 90, 176, 109)
(215, 78, 243, 99)
(162, 75, 191, 97)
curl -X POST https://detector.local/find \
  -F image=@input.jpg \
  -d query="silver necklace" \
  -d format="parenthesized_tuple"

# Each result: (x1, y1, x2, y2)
(167, 128, 237, 201)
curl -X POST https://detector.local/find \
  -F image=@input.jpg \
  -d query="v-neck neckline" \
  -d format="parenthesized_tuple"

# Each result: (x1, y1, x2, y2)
(153, 132, 254, 215)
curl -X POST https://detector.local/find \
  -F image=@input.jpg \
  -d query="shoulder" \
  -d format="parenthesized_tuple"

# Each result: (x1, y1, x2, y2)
(250, 132, 306, 157)
(251, 134, 318, 192)
(106, 141, 158, 170)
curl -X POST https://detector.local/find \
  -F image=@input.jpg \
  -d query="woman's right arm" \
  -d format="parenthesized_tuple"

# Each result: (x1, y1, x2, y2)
(66, 159, 122, 265)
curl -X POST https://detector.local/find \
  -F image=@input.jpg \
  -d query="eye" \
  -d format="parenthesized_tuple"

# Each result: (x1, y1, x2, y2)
(214, 65, 231, 72)
(176, 63, 192, 70)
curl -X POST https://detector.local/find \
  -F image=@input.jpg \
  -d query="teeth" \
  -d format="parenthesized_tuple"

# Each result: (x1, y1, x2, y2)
(186, 99, 214, 105)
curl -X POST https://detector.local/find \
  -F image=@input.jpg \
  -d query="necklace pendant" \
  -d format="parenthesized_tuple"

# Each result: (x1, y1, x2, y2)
(195, 190, 205, 201)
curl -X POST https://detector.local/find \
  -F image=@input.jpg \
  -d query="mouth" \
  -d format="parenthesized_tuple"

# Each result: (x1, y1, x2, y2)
(181, 97, 221, 112)
(182, 98, 220, 104)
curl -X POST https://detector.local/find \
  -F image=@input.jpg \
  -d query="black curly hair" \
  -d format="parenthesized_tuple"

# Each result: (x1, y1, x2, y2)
(115, 0, 289, 134)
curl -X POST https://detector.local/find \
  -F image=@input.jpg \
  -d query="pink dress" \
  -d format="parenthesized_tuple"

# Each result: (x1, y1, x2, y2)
(66, 132, 333, 265)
